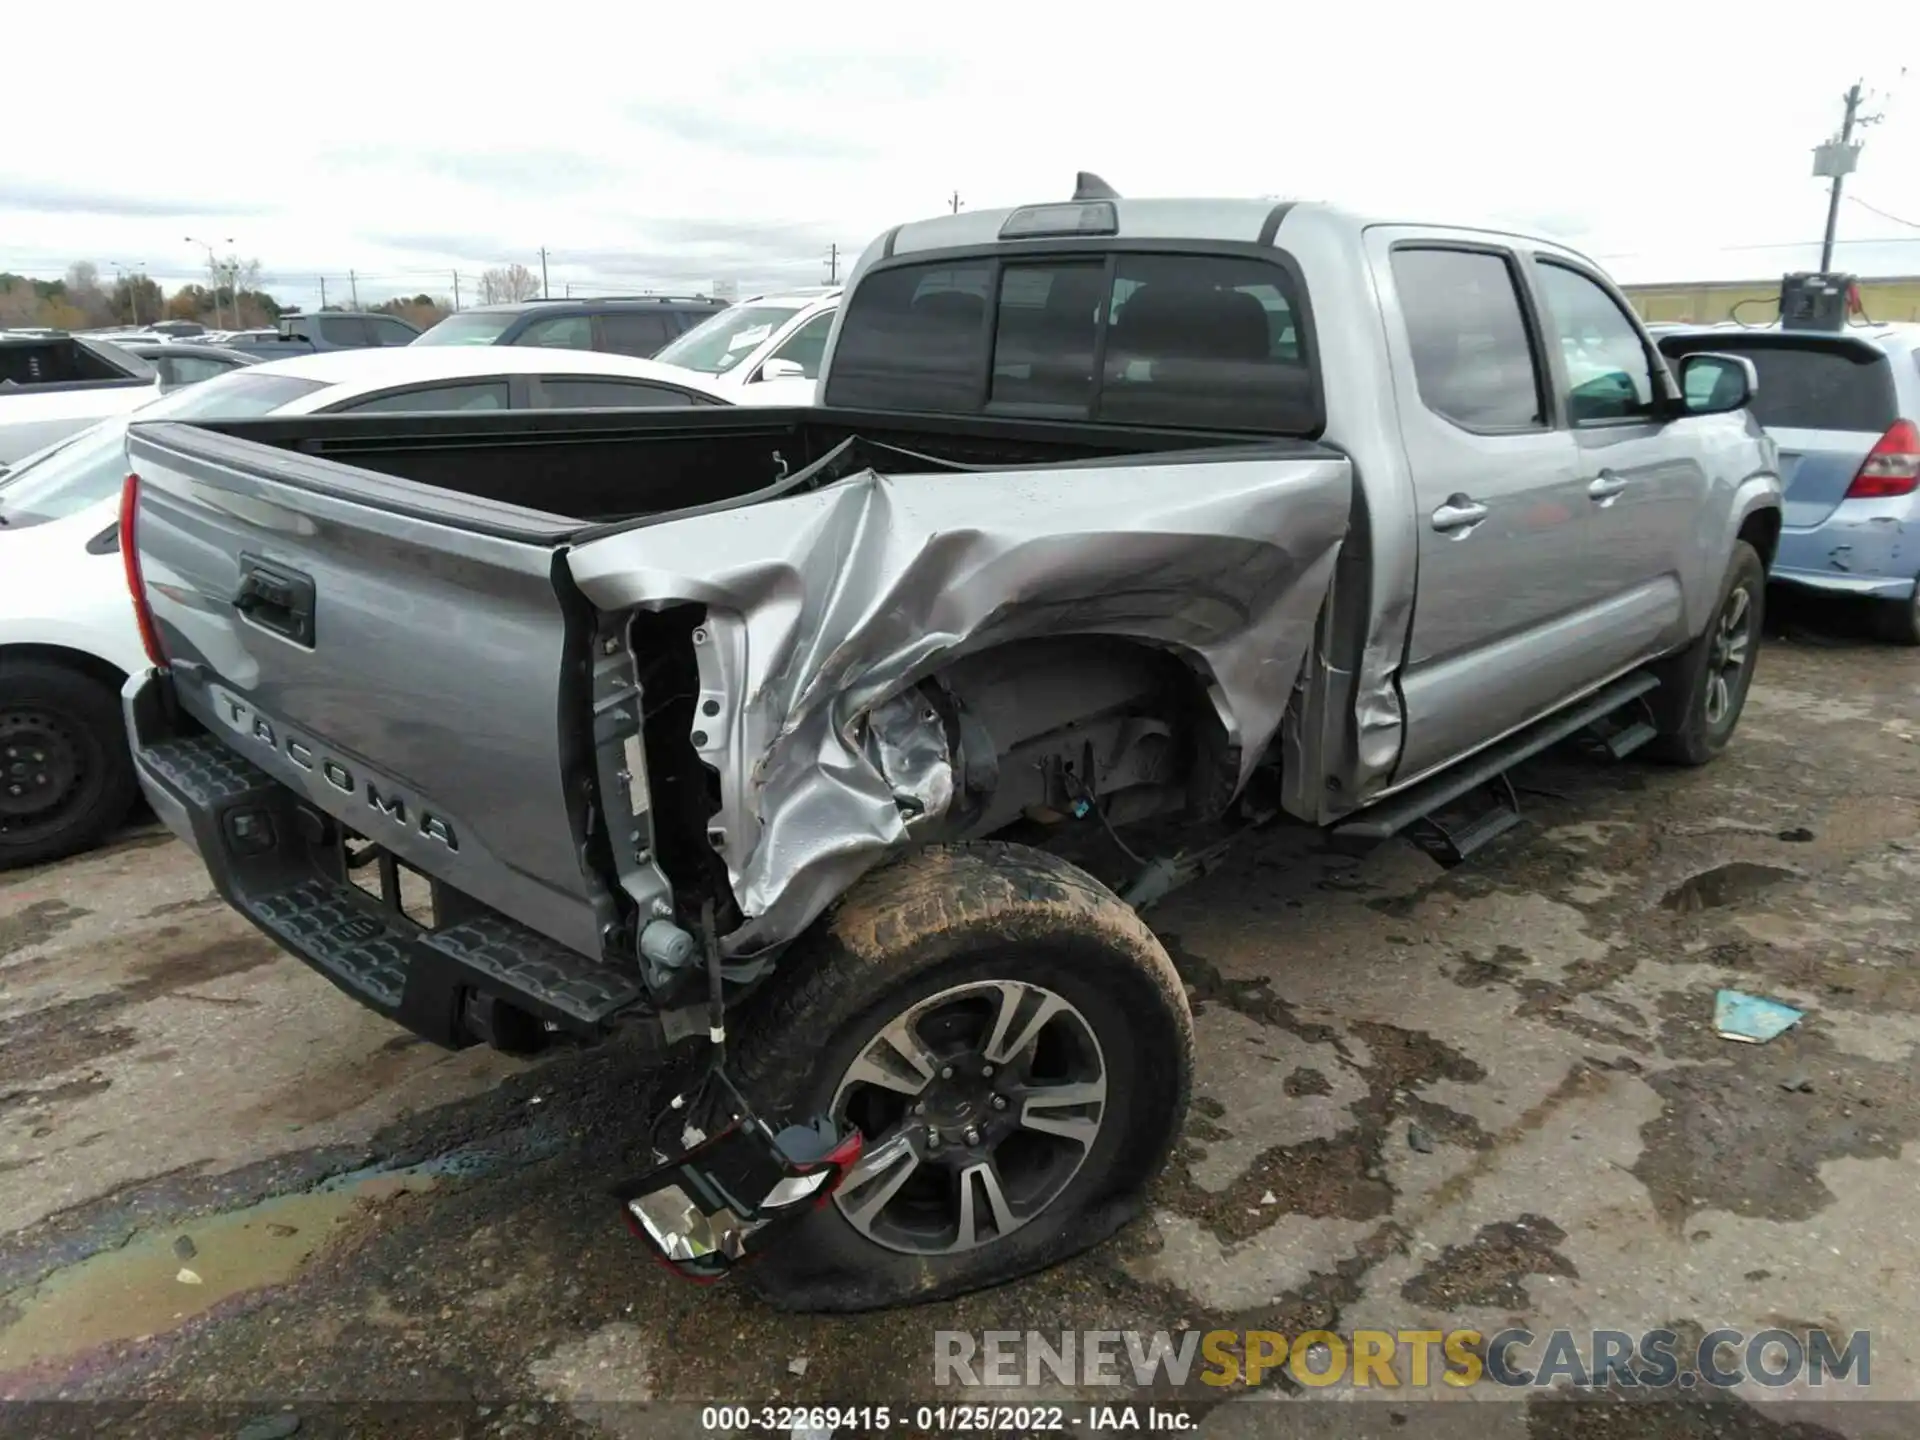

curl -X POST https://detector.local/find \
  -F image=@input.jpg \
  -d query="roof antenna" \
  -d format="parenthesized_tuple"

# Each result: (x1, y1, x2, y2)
(1073, 171, 1120, 201)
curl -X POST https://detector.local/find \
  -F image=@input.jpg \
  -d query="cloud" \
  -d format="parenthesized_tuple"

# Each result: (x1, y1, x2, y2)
(0, 181, 268, 220)
(323, 147, 622, 194)
(623, 101, 875, 162)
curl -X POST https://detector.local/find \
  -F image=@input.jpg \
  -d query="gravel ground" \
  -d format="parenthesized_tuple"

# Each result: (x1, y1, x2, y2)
(1, 595, 1915, 1439)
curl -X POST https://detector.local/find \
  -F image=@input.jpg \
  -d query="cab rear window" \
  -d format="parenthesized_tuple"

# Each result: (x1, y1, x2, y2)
(825, 251, 1319, 434)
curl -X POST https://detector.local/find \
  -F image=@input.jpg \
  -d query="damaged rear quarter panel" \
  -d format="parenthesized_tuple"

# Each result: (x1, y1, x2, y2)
(563, 453, 1352, 957)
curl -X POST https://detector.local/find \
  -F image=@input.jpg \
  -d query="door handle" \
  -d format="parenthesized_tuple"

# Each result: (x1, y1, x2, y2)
(1588, 470, 1629, 502)
(1431, 496, 1489, 534)
(233, 553, 316, 647)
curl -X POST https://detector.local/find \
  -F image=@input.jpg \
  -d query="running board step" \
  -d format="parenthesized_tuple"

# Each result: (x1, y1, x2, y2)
(1579, 695, 1659, 761)
(1331, 671, 1661, 859)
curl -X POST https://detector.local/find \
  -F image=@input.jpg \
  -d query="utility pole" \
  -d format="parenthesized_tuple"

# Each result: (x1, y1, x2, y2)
(1814, 81, 1885, 272)
(185, 235, 233, 329)
(824, 243, 839, 284)
(319, 276, 328, 309)
(349, 270, 360, 309)
(539, 247, 550, 298)
(950, 190, 962, 214)
(452, 271, 460, 311)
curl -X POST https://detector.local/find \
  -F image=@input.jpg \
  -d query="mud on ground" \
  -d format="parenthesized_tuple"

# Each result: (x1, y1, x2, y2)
(1, 598, 1915, 1438)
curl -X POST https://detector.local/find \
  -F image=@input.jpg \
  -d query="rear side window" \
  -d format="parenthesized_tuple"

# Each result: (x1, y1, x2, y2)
(337, 381, 509, 413)
(367, 317, 420, 347)
(1391, 248, 1543, 430)
(599, 312, 681, 357)
(1660, 339, 1898, 432)
(530, 378, 712, 408)
(317, 316, 370, 347)
(828, 253, 1317, 432)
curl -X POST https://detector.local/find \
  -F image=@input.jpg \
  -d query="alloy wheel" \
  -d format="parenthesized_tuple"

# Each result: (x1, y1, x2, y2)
(830, 978, 1108, 1256)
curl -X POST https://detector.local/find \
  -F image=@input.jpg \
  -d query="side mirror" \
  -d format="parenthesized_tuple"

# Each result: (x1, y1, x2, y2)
(756, 357, 806, 382)
(1677, 352, 1757, 416)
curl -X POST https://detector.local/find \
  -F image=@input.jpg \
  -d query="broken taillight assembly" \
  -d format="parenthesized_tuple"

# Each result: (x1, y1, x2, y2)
(615, 1109, 863, 1282)
(119, 472, 168, 668)
(1845, 418, 1920, 500)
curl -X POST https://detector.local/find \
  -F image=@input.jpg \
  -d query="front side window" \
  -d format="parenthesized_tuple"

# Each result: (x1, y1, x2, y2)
(411, 311, 519, 347)
(1534, 261, 1656, 423)
(337, 381, 509, 413)
(1391, 247, 1544, 431)
(826, 254, 1316, 432)
(761, 310, 836, 379)
(517, 314, 595, 350)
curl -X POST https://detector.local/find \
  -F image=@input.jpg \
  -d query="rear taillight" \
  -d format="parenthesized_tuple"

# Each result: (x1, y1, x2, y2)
(119, 472, 168, 668)
(1846, 419, 1920, 500)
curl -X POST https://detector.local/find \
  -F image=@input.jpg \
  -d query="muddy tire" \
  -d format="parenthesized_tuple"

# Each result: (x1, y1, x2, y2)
(730, 841, 1193, 1313)
(1644, 542, 1765, 767)
(0, 658, 138, 871)
(1874, 583, 1920, 647)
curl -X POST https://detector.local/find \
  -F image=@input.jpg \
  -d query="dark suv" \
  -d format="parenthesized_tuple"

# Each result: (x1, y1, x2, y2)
(409, 295, 728, 357)
(225, 311, 423, 357)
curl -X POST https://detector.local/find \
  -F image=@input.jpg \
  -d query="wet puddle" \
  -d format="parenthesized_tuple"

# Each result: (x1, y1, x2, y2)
(0, 1166, 436, 1370)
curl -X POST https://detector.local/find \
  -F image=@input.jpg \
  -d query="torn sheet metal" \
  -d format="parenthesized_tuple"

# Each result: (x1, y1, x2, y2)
(565, 452, 1351, 957)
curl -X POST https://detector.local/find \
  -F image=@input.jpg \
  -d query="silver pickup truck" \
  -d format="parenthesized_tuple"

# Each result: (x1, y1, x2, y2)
(117, 181, 1782, 1311)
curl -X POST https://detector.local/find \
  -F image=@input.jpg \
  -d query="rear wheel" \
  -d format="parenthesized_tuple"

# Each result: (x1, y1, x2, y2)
(0, 658, 138, 871)
(1645, 541, 1765, 767)
(731, 841, 1193, 1312)
(1875, 582, 1920, 647)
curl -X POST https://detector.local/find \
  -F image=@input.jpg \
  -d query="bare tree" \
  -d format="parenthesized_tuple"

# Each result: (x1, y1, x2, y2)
(478, 263, 541, 304)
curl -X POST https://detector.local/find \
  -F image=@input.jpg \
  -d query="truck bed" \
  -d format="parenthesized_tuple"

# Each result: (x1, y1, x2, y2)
(163, 405, 1322, 531)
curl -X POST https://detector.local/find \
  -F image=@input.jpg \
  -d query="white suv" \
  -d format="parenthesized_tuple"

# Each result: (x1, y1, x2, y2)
(650, 286, 839, 405)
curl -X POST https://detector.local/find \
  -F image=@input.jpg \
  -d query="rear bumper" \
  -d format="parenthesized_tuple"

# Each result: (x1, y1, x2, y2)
(123, 670, 663, 1054)
(1772, 499, 1916, 599)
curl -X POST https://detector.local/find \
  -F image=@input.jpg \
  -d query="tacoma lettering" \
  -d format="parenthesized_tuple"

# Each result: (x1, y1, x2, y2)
(211, 690, 457, 851)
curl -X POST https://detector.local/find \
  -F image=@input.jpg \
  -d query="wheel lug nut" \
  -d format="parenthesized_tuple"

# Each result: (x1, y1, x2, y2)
(991, 1095, 1008, 1111)
(964, 1126, 981, 1146)
(939, 1066, 953, 1080)
(926, 1130, 942, 1149)
(981, 1063, 995, 1077)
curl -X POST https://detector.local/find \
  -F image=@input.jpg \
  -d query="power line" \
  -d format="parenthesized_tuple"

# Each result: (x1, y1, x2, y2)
(1848, 194, 1920, 230)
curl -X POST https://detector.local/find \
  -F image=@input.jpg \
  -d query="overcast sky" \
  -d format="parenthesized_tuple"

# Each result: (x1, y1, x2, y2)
(3, 2, 1915, 312)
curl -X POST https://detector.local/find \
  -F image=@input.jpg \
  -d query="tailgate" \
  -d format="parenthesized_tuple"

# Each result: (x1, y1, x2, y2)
(126, 419, 608, 957)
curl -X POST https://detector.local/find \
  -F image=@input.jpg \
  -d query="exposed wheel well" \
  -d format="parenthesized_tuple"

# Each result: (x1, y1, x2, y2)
(0, 644, 128, 693)
(926, 635, 1235, 840)
(1739, 509, 1781, 573)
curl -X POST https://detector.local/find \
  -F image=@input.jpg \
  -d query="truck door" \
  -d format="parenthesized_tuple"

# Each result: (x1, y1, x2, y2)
(1526, 256, 1696, 663)
(1371, 235, 1596, 782)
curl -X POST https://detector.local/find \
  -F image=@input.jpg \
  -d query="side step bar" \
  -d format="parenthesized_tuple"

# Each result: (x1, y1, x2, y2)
(1330, 671, 1661, 864)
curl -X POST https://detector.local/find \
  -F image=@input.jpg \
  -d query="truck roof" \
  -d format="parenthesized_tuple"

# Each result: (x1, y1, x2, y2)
(880, 195, 1608, 273)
